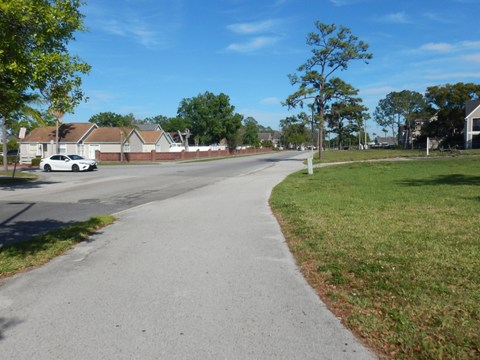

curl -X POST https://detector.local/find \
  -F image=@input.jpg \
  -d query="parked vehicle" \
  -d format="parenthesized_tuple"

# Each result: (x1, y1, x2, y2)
(40, 154, 97, 172)
(0, 150, 19, 156)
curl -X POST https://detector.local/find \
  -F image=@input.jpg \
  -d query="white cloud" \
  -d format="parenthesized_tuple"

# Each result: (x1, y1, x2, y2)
(260, 97, 281, 105)
(102, 20, 127, 37)
(423, 72, 480, 80)
(228, 20, 276, 34)
(422, 12, 453, 24)
(329, 0, 364, 6)
(91, 91, 117, 102)
(419, 42, 455, 52)
(131, 26, 159, 48)
(462, 41, 480, 49)
(226, 36, 280, 53)
(462, 54, 480, 62)
(378, 12, 410, 24)
(361, 86, 397, 95)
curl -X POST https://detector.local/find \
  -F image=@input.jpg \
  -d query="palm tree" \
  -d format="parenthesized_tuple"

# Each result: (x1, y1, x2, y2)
(2, 93, 45, 170)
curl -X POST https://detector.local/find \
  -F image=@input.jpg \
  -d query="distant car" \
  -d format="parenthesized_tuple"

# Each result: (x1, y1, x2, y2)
(0, 149, 19, 156)
(40, 154, 97, 172)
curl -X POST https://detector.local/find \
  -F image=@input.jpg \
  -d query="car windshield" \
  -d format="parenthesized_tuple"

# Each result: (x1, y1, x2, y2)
(67, 155, 84, 160)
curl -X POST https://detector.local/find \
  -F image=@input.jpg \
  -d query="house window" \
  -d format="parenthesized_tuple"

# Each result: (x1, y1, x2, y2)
(473, 118, 480, 132)
(123, 142, 130, 152)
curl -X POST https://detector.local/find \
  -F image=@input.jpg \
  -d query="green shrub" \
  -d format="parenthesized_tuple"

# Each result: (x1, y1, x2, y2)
(31, 157, 41, 166)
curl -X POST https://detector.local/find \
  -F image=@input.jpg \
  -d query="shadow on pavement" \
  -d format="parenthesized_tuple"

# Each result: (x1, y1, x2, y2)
(0, 218, 78, 247)
(0, 180, 60, 191)
(0, 317, 24, 341)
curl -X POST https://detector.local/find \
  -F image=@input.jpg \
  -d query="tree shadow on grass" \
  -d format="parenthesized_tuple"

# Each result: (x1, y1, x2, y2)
(0, 219, 78, 248)
(0, 217, 107, 251)
(397, 174, 480, 187)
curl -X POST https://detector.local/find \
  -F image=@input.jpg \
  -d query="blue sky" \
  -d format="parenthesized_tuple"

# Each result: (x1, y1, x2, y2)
(65, 0, 480, 134)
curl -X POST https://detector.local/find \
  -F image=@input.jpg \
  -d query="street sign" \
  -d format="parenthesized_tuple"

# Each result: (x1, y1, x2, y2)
(19, 127, 26, 139)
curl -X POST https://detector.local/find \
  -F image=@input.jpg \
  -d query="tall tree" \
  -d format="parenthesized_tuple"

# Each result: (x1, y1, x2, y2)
(373, 90, 426, 146)
(242, 117, 261, 147)
(424, 82, 480, 143)
(284, 21, 372, 159)
(280, 114, 309, 148)
(327, 98, 368, 149)
(89, 112, 136, 127)
(36, 52, 90, 152)
(144, 115, 190, 132)
(177, 92, 242, 148)
(0, 0, 87, 169)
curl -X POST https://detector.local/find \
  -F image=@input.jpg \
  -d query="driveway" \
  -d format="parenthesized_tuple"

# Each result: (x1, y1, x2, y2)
(0, 154, 375, 359)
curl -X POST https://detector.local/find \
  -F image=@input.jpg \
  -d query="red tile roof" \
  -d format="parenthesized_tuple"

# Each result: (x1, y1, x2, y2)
(23, 123, 96, 143)
(138, 130, 163, 144)
(84, 127, 133, 143)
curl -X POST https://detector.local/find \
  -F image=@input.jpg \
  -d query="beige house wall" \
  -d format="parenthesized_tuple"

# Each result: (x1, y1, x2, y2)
(465, 105, 480, 149)
(127, 133, 143, 153)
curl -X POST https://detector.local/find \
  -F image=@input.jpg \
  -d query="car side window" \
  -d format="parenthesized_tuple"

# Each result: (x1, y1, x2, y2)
(51, 155, 61, 160)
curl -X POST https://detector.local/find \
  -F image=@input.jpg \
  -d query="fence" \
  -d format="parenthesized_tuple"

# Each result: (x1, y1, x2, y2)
(95, 148, 272, 162)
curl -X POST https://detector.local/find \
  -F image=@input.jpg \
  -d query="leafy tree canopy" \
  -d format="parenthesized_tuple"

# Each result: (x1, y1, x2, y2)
(326, 86, 368, 149)
(1, 0, 88, 168)
(373, 90, 426, 137)
(424, 82, 480, 141)
(280, 114, 310, 148)
(242, 117, 261, 147)
(143, 115, 191, 132)
(89, 112, 136, 127)
(177, 91, 242, 148)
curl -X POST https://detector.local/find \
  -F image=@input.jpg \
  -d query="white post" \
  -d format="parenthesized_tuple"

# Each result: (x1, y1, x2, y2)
(426, 137, 430, 156)
(307, 156, 313, 175)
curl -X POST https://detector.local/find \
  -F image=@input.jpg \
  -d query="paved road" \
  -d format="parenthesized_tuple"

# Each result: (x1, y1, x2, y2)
(0, 153, 375, 359)
(0, 152, 298, 246)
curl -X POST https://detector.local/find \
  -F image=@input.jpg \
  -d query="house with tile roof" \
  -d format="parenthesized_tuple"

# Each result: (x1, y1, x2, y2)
(83, 127, 172, 156)
(464, 99, 480, 149)
(137, 130, 172, 152)
(20, 123, 98, 162)
(19, 123, 175, 163)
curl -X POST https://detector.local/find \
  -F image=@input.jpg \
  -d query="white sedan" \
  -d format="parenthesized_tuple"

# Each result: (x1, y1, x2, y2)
(40, 154, 98, 172)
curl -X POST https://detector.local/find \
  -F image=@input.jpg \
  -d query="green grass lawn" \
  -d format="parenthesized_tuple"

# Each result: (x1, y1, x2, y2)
(271, 157, 480, 359)
(0, 216, 115, 277)
(315, 148, 480, 163)
(0, 170, 37, 185)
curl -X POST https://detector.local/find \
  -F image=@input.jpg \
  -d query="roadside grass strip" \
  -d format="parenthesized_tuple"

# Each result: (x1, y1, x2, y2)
(315, 148, 480, 164)
(270, 157, 480, 359)
(0, 216, 115, 277)
(0, 170, 37, 185)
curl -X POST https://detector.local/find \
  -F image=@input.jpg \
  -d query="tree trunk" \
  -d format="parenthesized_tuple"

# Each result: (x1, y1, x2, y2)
(2, 115, 8, 171)
(318, 110, 324, 160)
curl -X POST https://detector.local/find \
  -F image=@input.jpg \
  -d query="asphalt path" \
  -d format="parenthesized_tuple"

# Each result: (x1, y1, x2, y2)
(0, 152, 375, 359)
(1, 151, 299, 246)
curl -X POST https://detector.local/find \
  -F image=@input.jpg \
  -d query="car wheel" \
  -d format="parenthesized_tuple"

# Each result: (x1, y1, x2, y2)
(72, 164, 80, 172)
(44, 164, 51, 172)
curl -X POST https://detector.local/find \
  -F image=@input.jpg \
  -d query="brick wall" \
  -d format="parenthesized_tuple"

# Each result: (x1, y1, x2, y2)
(95, 148, 272, 162)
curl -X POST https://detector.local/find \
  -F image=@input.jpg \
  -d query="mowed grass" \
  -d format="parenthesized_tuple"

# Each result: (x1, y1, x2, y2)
(316, 148, 480, 163)
(271, 157, 480, 359)
(0, 216, 115, 277)
(0, 170, 37, 185)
